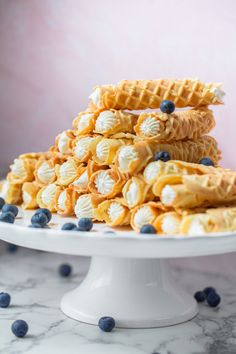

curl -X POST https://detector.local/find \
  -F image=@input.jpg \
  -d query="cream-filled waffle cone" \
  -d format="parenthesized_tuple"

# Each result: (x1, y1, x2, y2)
(55, 158, 83, 186)
(122, 176, 154, 209)
(93, 138, 130, 165)
(88, 167, 129, 199)
(74, 193, 105, 220)
(72, 110, 103, 136)
(54, 130, 76, 155)
(34, 159, 59, 187)
(130, 201, 170, 232)
(22, 182, 40, 209)
(180, 207, 236, 235)
(7, 156, 37, 184)
(0, 180, 22, 204)
(134, 107, 215, 141)
(55, 187, 79, 216)
(96, 198, 130, 226)
(154, 212, 182, 235)
(89, 79, 225, 110)
(73, 135, 102, 163)
(94, 109, 138, 136)
(36, 183, 62, 212)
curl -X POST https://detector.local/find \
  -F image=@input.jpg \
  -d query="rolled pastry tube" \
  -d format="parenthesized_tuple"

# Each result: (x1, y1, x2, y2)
(93, 137, 130, 165)
(0, 180, 22, 204)
(74, 193, 105, 220)
(94, 109, 138, 136)
(55, 187, 79, 216)
(154, 211, 182, 235)
(130, 201, 169, 232)
(122, 176, 154, 209)
(36, 183, 62, 212)
(72, 110, 103, 136)
(89, 79, 225, 110)
(22, 182, 40, 209)
(96, 198, 131, 226)
(73, 135, 102, 163)
(88, 167, 129, 199)
(134, 107, 215, 141)
(34, 159, 58, 186)
(54, 130, 76, 155)
(55, 158, 84, 186)
(7, 155, 38, 184)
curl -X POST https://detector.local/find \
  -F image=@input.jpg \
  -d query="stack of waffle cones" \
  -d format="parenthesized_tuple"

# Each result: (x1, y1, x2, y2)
(2, 78, 236, 235)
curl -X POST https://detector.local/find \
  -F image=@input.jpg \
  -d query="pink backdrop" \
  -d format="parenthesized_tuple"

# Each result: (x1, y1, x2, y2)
(0, 0, 235, 173)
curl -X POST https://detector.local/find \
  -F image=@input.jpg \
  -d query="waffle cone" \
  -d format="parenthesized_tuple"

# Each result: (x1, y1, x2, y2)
(122, 176, 154, 209)
(22, 182, 40, 209)
(96, 198, 130, 226)
(0, 180, 22, 205)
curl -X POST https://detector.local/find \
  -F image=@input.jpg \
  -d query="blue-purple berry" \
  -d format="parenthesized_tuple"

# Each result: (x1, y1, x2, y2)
(203, 287, 216, 296)
(0, 292, 11, 308)
(154, 151, 171, 162)
(7, 243, 18, 253)
(140, 224, 157, 234)
(31, 212, 48, 227)
(98, 316, 115, 332)
(11, 319, 28, 338)
(0, 212, 15, 224)
(0, 197, 5, 210)
(35, 208, 52, 223)
(194, 291, 206, 303)
(160, 100, 175, 114)
(78, 218, 93, 232)
(2, 204, 18, 217)
(199, 157, 214, 166)
(207, 292, 221, 307)
(61, 223, 77, 231)
(59, 264, 72, 277)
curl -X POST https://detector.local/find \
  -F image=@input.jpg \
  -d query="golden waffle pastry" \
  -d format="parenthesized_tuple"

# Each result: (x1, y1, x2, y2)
(130, 201, 170, 232)
(89, 79, 224, 110)
(22, 182, 40, 209)
(55, 158, 83, 186)
(0, 180, 22, 204)
(73, 135, 102, 162)
(72, 110, 103, 136)
(154, 211, 182, 235)
(37, 183, 62, 212)
(55, 187, 79, 216)
(180, 207, 236, 235)
(7, 156, 37, 184)
(88, 167, 129, 199)
(96, 198, 130, 226)
(134, 107, 215, 141)
(74, 193, 105, 220)
(92, 137, 131, 165)
(94, 109, 138, 136)
(117, 136, 221, 175)
(122, 176, 154, 209)
(54, 130, 76, 155)
(34, 156, 65, 186)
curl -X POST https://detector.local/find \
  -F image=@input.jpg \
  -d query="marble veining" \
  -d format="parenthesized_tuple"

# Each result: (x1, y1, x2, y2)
(1, 247, 236, 354)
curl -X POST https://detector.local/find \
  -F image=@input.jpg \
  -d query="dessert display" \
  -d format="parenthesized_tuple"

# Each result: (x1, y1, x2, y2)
(1, 78, 235, 236)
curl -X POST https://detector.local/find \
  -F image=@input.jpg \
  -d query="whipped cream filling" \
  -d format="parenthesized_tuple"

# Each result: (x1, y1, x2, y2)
(162, 216, 180, 234)
(140, 117, 160, 137)
(74, 195, 94, 219)
(77, 113, 93, 132)
(210, 86, 225, 103)
(37, 161, 55, 183)
(108, 202, 124, 222)
(57, 190, 67, 211)
(89, 88, 101, 107)
(41, 184, 57, 206)
(73, 171, 88, 189)
(58, 131, 70, 154)
(96, 140, 109, 161)
(143, 161, 161, 184)
(10, 159, 26, 178)
(188, 219, 206, 236)
(74, 137, 93, 160)
(95, 111, 116, 133)
(161, 185, 176, 206)
(59, 160, 77, 181)
(0, 181, 10, 199)
(126, 180, 138, 207)
(23, 191, 32, 204)
(118, 146, 137, 172)
(95, 171, 115, 195)
(133, 206, 154, 230)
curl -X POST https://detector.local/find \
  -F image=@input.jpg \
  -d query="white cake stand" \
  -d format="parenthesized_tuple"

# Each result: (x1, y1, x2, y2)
(1, 209, 236, 328)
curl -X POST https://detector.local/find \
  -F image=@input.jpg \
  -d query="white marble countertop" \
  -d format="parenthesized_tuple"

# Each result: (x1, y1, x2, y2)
(1, 245, 236, 354)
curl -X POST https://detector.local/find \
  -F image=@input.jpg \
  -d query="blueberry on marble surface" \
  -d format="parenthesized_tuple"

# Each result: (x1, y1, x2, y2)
(7, 243, 18, 253)
(0, 212, 15, 224)
(98, 316, 115, 332)
(0, 197, 5, 210)
(59, 264, 72, 277)
(194, 291, 206, 303)
(0, 292, 11, 308)
(61, 223, 77, 231)
(78, 218, 93, 231)
(160, 100, 175, 114)
(35, 208, 52, 223)
(11, 320, 28, 338)
(140, 224, 157, 234)
(203, 286, 216, 296)
(154, 151, 171, 162)
(199, 157, 214, 166)
(2, 204, 18, 217)
(207, 292, 221, 307)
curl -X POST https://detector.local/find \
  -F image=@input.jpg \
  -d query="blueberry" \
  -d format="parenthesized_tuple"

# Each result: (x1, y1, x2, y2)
(207, 292, 221, 307)
(0, 292, 11, 308)
(35, 208, 52, 223)
(2, 204, 18, 217)
(154, 151, 171, 162)
(61, 223, 77, 231)
(98, 316, 115, 332)
(0, 212, 15, 224)
(59, 264, 72, 277)
(31, 213, 48, 227)
(203, 287, 216, 296)
(160, 100, 175, 114)
(194, 291, 206, 303)
(11, 319, 28, 338)
(7, 243, 18, 253)
(0, 197, 5, 210)
(78, 218, 93, 232)
(140, 224, 157, 234)
(199, 157, 214, 166)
